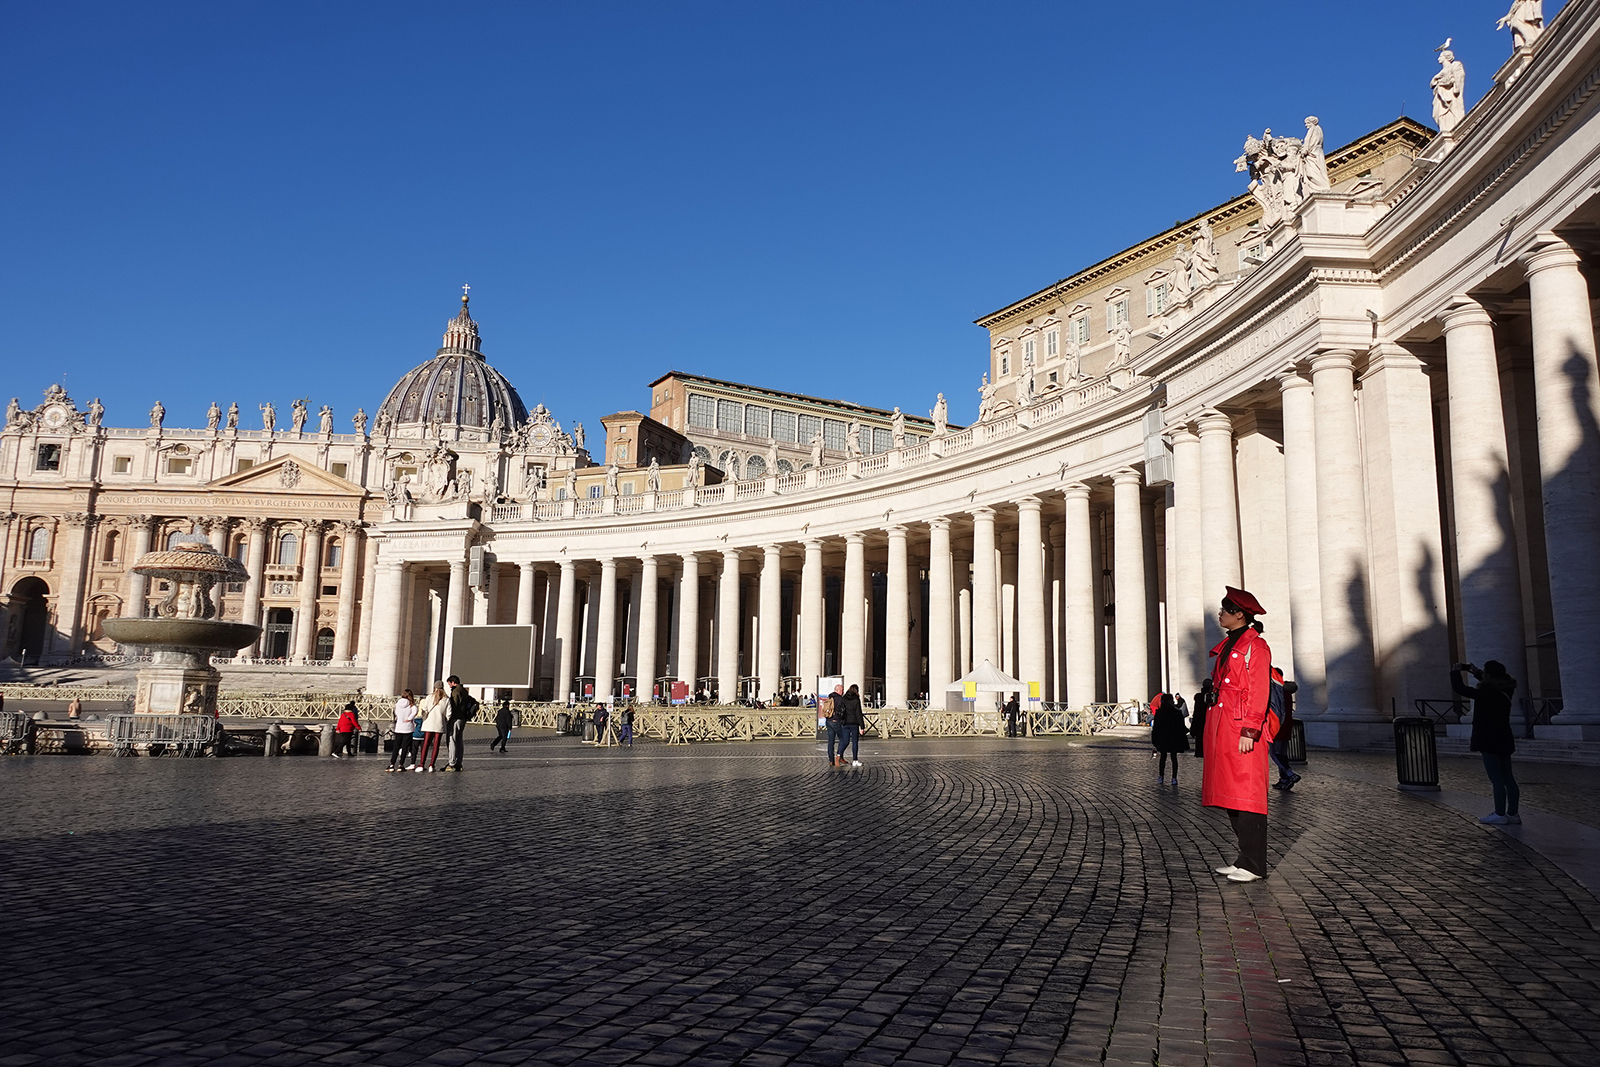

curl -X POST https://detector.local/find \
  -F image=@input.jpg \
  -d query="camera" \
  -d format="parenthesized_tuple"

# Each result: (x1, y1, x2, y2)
(1454, 662, 1479, 674)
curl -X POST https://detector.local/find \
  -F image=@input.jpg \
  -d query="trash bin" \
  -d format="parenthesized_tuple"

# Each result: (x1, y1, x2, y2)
(556, 712, 571, 735)
(1393, 716, 1440, 792)
(1286, 719, 1307, 764)
(583, 720, 596, 742)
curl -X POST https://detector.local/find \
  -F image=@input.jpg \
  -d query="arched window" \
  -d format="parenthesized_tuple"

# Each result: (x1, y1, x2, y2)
(745, 455, 766, 478)
(776, 459, 794, 475)
(324, 538, 342, 569)
(102, 529, 120, 562)
(315, 628, 335, 661)
(26, 526, 50, 560)
(165, 529, 186, 549)
(231, 535, 248, 563)
(277, 532, 298, 566)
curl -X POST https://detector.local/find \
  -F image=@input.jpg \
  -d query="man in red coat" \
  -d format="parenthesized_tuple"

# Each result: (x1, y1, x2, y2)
(1202, 586, 1275, 883)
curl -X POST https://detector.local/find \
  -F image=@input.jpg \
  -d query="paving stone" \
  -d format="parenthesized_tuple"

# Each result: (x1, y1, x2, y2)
(1, 739, 1598, 1065)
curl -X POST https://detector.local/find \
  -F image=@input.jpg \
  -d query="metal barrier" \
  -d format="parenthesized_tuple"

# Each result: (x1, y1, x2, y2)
(1286, 718, 1307, 764)
(1524, 696, 1563, 738)
(0, 711, 28, 754)
(0, 685, 135, 708)
(1413, 698, 1467, 724)
(108, 714, 218, 757)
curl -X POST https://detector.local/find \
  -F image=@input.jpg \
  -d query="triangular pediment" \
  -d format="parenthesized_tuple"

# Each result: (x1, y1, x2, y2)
(1068, 303, 1091, 315)
(1105, 287, 1130, 301)
(1146, 268, 1171, 282)
(209, 455, 364, 494)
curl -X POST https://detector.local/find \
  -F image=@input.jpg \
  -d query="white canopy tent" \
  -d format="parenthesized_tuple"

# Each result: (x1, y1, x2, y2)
(943, 659, 1029, 717)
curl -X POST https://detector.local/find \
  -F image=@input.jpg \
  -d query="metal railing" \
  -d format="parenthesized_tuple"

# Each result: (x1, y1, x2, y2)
(0, 711, 28, 753)
(1413, 698, 1468, 724)
(108, 713, 217, 756)
(0, 684, 136, 708)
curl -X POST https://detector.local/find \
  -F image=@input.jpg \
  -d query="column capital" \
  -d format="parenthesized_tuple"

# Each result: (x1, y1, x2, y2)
(598, 556, 617, 571)
(1015, 496, 1042, 514)
(844, 531, 866, 545)
(721, 545, 741, 561)
(1439, 295, 1493, 332)
(1166, 422, 1200, 445)
(680, 549, 698, 563)
(1521, 232, 1582, 277)
(1276, 368, 1313, 394)
(449, 557, 467, 573)
(238, 515, 266, 532)
(1195, 408, 1235, 436)
(927, 516, 951, 532)
(519, 559, 539, 573)
(124, 513, 155, 527)
(1360, 342, 1425, 378)
(637, 553, 656, 566)
(1109, 468, 1142, 487)
(61, 512, 92, 528)
(302, 518, 328, 534)
(884, 524, 908, 539)
(803, 538, 824, 551)
(761, 543, 782, 555)
(1309, 348, 1359, 375)
(1062, 482, 1092, 501)
(970, 505, 996, 520)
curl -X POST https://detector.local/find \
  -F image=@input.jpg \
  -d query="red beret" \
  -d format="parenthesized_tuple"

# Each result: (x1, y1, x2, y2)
(1224, 586, 1266, 616)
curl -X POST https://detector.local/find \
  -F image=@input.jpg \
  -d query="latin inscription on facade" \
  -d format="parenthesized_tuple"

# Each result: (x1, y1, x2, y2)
(1166, 290, 1320, 402)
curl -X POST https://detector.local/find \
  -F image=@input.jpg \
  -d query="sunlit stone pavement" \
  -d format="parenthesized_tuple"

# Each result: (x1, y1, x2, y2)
(2, 735, 1598, 1066)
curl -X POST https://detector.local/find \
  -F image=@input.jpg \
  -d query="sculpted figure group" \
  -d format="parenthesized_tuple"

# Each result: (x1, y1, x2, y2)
(1234, 117, 1330, 230)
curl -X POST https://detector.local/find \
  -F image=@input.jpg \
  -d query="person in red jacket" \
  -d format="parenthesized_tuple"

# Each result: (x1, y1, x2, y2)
(333, 701, 361, 759)
(1203, 586, 1275, 883)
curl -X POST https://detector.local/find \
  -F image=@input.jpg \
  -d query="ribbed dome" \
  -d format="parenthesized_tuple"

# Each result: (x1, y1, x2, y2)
(376, 293, 529, 431)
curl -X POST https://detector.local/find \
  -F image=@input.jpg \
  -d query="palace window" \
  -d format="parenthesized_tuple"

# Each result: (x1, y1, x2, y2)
(324, 539, 342, 569)
(1073, 315, 1090, 345)
(231, 535, 248, 563)
(36, 444, 61, 472)
(27, 527, 51, 560)
(621, 483, 634, 495)
(771, 410, 797, 443)
(1106, 298, 1129, 331)
(744, 405, 769, 439)
(1049, 371, 1059, 384)
(616, 443, 628, 463)
(1023, 339, 1036, 365)
(716, 399, 743, 434)
(112, 456, 132, 474)
(687, 394, 715, 429)
(797, 414, 821, 447)
(872, 428, 892, 454)
(1243, 242, 1266, 264)
(1047, 329, 1058, 358)
(822, 419, 846, 453)
(330, 462, 348, 479)
(1146, 283, 1169, 316)
(776, 459, 794, 474)
(102, 530, 120, 562)
(236, 458, 254, 473)
(315, 628, 335, 660)
(277, 532, 298, 565)
(588, 485, 602, 499)
(166, 457, 192, 475)
(1000, 355, 1010, 376)
(745, 455, 766, 478)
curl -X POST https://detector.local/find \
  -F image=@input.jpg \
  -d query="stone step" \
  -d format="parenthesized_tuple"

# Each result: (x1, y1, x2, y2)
(1435, 736, 1600, 765)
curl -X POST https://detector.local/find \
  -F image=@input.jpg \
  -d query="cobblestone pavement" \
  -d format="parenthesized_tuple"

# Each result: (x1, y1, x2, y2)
(2, 737, 1598, 1067)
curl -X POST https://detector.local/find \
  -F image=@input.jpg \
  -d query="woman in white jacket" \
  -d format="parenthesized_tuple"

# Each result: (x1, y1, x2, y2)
(388, 689, 419, 772)
(414, 684, 449, 772)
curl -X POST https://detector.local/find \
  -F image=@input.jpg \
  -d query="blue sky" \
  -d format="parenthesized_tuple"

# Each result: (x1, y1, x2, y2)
(0, 1, 1552, 435)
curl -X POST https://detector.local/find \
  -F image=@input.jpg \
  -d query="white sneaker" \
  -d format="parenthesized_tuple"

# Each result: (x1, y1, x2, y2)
(1215, 865, 1242, 876)
(331, 752, 341, 759)
(413, 766, 424, 773)
(1226, 870, 1263, 883)
(1479, 813, 1510, 824)
(851, 760, 862, 767)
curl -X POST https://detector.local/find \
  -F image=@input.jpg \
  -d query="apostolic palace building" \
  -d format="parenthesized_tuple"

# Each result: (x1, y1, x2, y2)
(4, 4, 1600, 746)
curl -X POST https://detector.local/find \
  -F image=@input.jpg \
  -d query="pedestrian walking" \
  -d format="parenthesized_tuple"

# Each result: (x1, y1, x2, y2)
(823, 684, 845, 764)
(1203, 587, 1279, 883)
(1452, 661, 1520, 824)
(443, 675, 478, 771)
(388, 689, 418, 771)
(619, 705, 635, 747)
(1268, 670, 1301, 790)
(414, 683, 448, 772)
(490, 697, 512, 753)
(333, 701, 360, 758)
(834, 684, 864, 766)
(1190, 678, 1214, 759)
(1150, 692, 1189, 784)
(1004, 693, 1020, 737)
(592, 703, 611, 744)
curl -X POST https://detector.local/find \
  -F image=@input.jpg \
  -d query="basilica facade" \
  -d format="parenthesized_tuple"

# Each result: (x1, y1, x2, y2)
(7, 2, 1600, 746)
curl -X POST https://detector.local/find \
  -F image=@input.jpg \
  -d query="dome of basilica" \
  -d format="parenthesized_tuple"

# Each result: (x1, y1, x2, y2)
(376, 292, 528, 432)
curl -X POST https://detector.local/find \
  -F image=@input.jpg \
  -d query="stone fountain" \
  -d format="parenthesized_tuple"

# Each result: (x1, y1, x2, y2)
(102, 538, 260, 715)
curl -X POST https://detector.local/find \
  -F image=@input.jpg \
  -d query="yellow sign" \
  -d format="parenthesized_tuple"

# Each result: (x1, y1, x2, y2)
(964, 681, 977, 700)
(1028, 681, 1040, 699)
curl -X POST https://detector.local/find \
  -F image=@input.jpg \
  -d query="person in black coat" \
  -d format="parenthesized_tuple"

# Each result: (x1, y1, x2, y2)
(490, 698, 513, 753)
(834, 684, 865, 766)
(1150, 692, 1190, 784)
(1452, 661, 1519, 824)
(1004, 693, 1020, 737)
(1190, 678, 1214, 759)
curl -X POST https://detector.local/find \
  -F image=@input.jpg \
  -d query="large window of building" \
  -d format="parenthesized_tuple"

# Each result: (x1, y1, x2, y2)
(716, 399, 743, 433)
(27, 527, 50, 560)
(1023, 338, 1036, 365)
(1106, 298, 1129, 331)
(1047, 329, 1059, 358)
(797, 414, 821, 446)
(1073, 315, 1090, 346)
(166, 457, 191, 475)
(771, 410, 797, 443)
(872, 428, 892, 454)
(745, 455, 766, 478)
(687, 395, 715, 429)
(324, 539, 342, 569)
(1146, 283, 1169, 316)
(35, 444, 61, 471)
(277, 532, 298, 565)
(744, 405, 769, 439)
(823, 419, 846, 453)
(112, 456, 132, 474)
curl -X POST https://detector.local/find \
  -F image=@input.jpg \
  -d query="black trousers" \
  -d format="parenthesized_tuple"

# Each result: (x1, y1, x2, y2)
(1227, 809, 1269, 876)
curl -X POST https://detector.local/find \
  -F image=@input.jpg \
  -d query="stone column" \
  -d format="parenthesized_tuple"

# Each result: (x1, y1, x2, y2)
(555, 559, 578, 702)
(759, 544, 783, 700)
(1522, 235, 1600, 730)
(331, 522, 362, 661)
(718, 549, 741, 701)
(516, 561, 539, 626)
(1168, 426, 1204, 696)
(842, 532, 867, 691)
(441, 555, 467, 678)
(364, 557, 407, 696)
(677, 553, 700, 691)
(927, 518, 954, 703)
(885, 526, 910, 708)
(294, 520, 326, 662)
(53, 514, 93, 657)
(1197, 410, 1241, 648)
(956, 551, 972, 676)
(205, 517, 228, 615)
(1000, 538, 1018, 677)
(355, 529, 378, 663)
(800, 540, 824, 693)
(1111, 470, 1149, 702)
(970, 507, 999, 669)
(581, 568, 601, 681)
(126, 515, 156, 620)
(1278, 373, 1327, 713)
(1015, 498, 1047, 697)
(1360, 343, 1451, 715)
(1063, 484, 1098, 707)
(593, 558, 618, 702)
(636, 556, 659, 702)
(1310, 349, 1378, 727)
